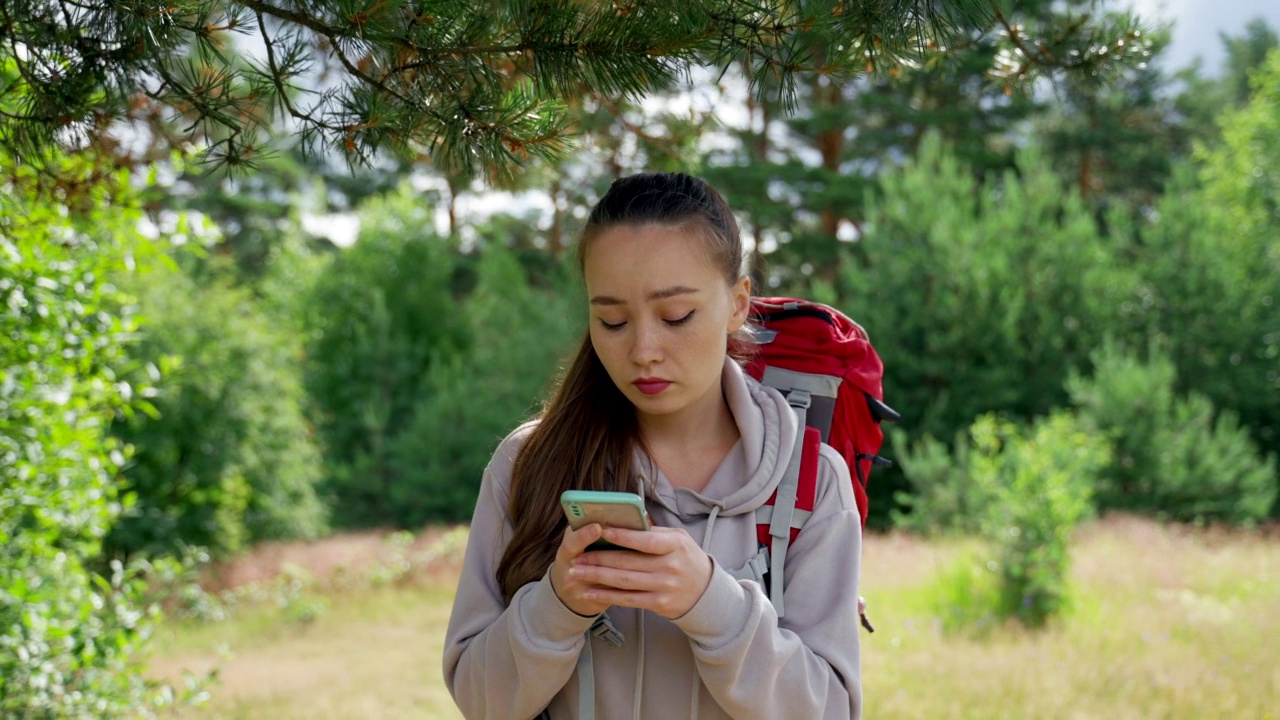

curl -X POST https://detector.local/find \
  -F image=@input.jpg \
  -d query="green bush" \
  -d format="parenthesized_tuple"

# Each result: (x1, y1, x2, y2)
(0, 155, 182, 717)
(302, 186, 470, 527)
(1111, 164, 1280, 498)
(303, 187, 583, 527)
(969, 412, 1109, 628)
(386, 244, 580, 524)
(890, 429, 984, 535)
(107, 264, 327, 559)
(924, 550, 1002, 636)
(1083, 50, 1278, 507)
(894, 408, 1107, 627)
(1067, 342, 1277, 524)
(836, 133, 1139, 524)
(844, 132, 1139, 441)
(1151, 49, 1279, 467)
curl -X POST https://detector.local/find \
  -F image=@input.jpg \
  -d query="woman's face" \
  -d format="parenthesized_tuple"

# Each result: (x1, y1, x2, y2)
(583, 222, 750, 423)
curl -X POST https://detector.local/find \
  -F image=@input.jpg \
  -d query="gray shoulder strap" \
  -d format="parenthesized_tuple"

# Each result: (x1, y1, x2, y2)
(729, 545, 770, 586)
(575, 613, 625, 719)
(766, 389, 810, 618)
(576, 633, 595, 719)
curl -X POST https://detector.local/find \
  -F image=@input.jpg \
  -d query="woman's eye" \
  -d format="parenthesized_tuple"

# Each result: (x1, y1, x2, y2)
(598, 318, 626, 331)
(665, 311, 695, 327)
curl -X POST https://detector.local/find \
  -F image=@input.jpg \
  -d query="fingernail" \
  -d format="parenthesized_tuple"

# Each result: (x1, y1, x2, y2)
(603, 529, 616, 540)
(568, 567, 581, 578)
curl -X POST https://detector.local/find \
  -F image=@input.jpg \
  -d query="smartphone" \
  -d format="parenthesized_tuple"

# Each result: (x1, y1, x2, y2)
(560, 490, 651, 551)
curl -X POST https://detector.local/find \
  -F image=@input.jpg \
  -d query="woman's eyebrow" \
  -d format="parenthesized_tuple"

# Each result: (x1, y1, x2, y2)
(590, 285, 698, 305)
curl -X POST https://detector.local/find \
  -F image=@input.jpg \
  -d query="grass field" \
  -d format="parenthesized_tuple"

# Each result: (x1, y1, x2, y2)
(149, 516, 1280, 719)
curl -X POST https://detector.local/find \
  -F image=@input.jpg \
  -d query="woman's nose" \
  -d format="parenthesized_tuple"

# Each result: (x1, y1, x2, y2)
(629, 320, 663, 365)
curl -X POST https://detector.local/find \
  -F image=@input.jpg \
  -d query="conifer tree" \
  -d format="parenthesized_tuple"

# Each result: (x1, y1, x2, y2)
(701, 0, 1150, 286)
(1175, 17, 1279, 147)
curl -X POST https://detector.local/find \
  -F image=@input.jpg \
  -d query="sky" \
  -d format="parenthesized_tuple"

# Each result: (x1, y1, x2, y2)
(1130, 0, 1280, 73)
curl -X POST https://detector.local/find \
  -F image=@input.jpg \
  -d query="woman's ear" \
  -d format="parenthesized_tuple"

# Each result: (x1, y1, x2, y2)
(727, 276, 752, 333)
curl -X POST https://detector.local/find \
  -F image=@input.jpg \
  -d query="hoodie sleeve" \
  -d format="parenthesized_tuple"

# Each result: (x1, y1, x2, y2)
(671, 446, 863, 719)
(442, 429, 599, 720)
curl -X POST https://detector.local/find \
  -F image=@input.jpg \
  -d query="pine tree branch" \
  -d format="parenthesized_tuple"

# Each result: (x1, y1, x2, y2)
(254, 10, 341, 133)
(991, 6, 1069, 71)
(0, 0, 1154, 174)
(990, 2, 1146, 82)
(238, 3, 420, 116)
(235, 0, 335, 39)
(594, 94, 687, 163)
(0, 107, 56, 122)
(0, 3, 54, 124)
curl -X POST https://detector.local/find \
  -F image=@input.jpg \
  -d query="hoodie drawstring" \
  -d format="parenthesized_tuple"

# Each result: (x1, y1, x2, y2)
(687, 505, 724, 719)
(702, 504, 723, 550)
(632, 612, 645, 720)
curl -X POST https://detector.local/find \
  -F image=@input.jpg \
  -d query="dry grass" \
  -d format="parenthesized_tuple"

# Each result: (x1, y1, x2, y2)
(863, 515, 1280, 719)
(152, 584, 462, 719)
(149, 515, 1280, 719)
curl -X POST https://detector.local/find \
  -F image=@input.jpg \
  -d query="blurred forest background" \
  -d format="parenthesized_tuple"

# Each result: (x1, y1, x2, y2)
(3, 0, 1279, 716)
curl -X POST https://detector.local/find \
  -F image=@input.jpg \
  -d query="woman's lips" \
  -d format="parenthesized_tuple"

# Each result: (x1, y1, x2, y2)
(633, 379, 672, 395)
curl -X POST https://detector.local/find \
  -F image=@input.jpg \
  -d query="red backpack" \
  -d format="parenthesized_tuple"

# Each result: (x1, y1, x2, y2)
(736, 297, 898, 630)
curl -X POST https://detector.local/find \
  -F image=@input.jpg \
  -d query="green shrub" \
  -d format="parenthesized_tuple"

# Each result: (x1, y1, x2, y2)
(970, 412, 1108, 628)
(1067, 342, 1276, 524)
(836, 133, 1139, 524)
(890, 428, 983, 535)
(924, 550, 1002, 635)
(844, 132, 1139, 442)
(1194, 47, 1280, 461)
(303, 185, 469, 527)
(895, 409, 1107, 628)
(386, 244, 580, 524)
(0, 154, 185, 717)
(108, 265, 327, 559)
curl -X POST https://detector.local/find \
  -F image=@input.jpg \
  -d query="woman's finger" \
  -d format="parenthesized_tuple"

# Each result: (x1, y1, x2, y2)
(557, 523, 604, 560)
(551, 525, 614, 617)
(598, 526, 682, 554)
(585, 587, 686, 618)
(569, 563, 650, 591)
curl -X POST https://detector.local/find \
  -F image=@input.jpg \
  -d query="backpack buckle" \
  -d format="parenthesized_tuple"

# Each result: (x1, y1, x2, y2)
(786, 389, 811, 411)
(590, 614, 625, 648)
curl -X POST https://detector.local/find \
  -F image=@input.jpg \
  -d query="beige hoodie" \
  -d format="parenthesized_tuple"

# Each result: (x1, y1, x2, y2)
(443, 359, 863, 719)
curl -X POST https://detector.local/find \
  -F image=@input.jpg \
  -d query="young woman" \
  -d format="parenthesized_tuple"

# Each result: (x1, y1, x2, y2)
(443, 172, 863, 719)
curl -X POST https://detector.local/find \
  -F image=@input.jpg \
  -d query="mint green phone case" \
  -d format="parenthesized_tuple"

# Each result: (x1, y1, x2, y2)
(560, 490, 650, 550)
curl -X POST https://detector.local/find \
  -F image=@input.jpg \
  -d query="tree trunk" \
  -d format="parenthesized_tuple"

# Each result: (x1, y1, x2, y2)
(815, 77, 847, 279)
(549, 177, 564, 257)
(746, 91, 769, 279)
(446, 176, 459, 236)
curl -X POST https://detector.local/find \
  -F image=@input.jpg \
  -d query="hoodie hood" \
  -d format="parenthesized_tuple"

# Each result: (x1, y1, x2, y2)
(639, 357, 798, 519)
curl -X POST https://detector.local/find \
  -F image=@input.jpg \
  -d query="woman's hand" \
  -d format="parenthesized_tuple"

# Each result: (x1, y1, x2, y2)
(549, 523, 613, 617)
(566, 526, 714, 619)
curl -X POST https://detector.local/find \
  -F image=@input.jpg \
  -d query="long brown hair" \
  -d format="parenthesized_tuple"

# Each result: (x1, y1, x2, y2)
(496, 172, 748, 602)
